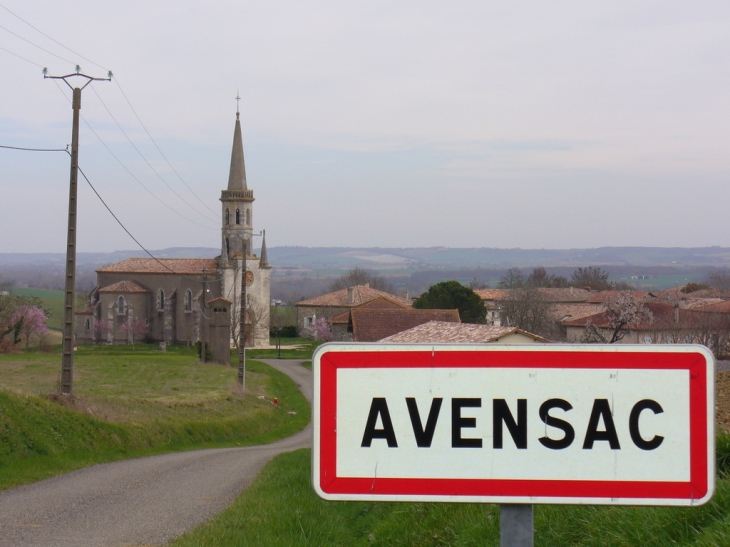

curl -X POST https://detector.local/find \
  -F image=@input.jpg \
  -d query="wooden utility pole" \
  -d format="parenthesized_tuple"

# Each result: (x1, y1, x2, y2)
(45, 68, 111, 395)
(238, 239, 247, 389)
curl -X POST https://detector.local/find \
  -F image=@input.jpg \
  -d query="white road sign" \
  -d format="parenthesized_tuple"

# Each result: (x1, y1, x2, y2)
(312, 344, 714, 506)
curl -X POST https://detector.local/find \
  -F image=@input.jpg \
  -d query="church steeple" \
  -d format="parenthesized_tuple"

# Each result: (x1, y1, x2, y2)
(221, 100, 255, 261)
(227, 109, 248, 191)
(260, 230, 269, 268)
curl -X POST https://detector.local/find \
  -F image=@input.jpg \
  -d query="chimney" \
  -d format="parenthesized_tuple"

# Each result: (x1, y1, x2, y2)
(363, 282, 370, 288)
(347, 287, 355, 305)
(400, 289, 409, 301)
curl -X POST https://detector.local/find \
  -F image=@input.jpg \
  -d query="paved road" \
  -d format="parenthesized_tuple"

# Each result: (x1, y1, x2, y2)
(0, 359, 312, 547)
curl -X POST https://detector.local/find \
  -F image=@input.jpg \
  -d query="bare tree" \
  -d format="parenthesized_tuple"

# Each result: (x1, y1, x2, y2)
(706, 268, 730, 291)
(498, 268, 524, 289)
(329, 267, 396, 294)
(571, 266, 611, 290)
(500, 288, 554, 337)
(580, 292, 653, 343)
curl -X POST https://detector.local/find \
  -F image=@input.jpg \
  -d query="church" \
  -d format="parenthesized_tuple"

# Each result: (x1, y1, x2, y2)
(75, 109, 272, 356)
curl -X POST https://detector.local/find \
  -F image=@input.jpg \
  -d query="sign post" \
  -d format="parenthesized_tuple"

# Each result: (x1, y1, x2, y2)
(312, 344, 714, 542)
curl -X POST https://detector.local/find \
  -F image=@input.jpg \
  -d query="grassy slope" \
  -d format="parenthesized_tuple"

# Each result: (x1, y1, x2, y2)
(0, 344, 309, 491)
(172, 448, 730, 547)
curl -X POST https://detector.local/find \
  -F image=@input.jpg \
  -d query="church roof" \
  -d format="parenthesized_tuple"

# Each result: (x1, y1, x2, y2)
(97, 258, 216, 275)
(98, 280, 150, 293)
(227, 112, 247, 191)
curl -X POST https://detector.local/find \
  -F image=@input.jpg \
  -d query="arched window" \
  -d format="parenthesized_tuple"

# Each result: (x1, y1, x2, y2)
(226, 238, 230, 256)
(158, 289, 165, 311)
(185, 289, 193, 312)
(225, 209, 230, 225)
(117, 296, 126, 315)
(236, 209, 240, 225)
(85, 318, 90, 330)
(246, 208, 251, 226)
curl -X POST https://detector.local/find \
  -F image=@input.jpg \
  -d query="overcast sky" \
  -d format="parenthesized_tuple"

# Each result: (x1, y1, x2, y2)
(1, 1, 729, 254)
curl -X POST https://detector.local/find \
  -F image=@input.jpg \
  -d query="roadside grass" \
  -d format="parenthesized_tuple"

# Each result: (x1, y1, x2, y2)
(0, 344, 310, 491)
(172, 443, 730, 547)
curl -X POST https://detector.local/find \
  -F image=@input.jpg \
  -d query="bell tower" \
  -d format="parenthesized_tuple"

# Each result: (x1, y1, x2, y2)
(220, 98, 254, 261)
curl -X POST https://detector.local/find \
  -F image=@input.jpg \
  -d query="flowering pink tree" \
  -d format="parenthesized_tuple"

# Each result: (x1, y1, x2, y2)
(581, 292, 653, 343)
(119, 317, 150, 349)
(10, 305, 48, 349)
(311, 317, 333, 341)
(93, 318, 111, 344)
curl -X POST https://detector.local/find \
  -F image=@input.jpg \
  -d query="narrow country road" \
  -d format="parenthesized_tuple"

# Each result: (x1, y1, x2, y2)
(0, 359, 312, 547)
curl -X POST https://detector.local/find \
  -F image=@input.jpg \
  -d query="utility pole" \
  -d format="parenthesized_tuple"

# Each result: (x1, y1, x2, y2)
(239, 238, 247, 390)
(45, 67, 111, 395)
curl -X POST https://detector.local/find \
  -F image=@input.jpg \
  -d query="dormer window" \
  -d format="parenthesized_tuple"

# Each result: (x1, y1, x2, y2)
(236, 209, 240, 225)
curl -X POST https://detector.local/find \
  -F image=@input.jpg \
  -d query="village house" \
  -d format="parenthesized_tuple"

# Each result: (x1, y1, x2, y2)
(378, 321, 549, 344)
(329, 306, 460, 342)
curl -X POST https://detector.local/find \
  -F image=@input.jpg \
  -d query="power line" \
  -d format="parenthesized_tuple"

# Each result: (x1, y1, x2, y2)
(0, 1, 108, 71)
(0, 144, 68, 152)
(0, 4, 220, 223)
(51, 80, 217, 231)
(114, 79, 220, 217)
(0, 23, 76, 67)
(0, 44, 44, 68)
(78, 164, 222, 283)
(89, 85, 218, 224)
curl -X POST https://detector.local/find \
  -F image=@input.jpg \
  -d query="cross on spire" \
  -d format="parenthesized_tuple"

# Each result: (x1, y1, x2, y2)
(235, 90, 241, 119)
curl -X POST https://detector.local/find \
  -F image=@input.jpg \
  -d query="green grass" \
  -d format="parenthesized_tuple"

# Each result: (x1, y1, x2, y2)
(10, 287, 65, 331)
(246, 337, 324, 360)
(0, 344, 310, 491)
(172, 446, 730, 547)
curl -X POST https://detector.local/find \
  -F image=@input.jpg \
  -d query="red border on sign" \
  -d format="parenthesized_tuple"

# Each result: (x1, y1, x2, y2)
(317, 349, 709, 501)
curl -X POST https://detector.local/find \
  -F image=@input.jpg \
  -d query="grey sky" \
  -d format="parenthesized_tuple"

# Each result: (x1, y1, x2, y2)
(1, 1, 729, 253)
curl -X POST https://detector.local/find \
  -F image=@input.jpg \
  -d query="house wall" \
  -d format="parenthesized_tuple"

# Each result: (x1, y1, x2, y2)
(296, 305, 349, 336)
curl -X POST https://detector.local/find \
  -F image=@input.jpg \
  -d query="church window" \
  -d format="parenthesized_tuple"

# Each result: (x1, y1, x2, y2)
(85, 318, 90, 331)
(225, 209, 230, 225)
(246, 208, 251, 226)
(236, 209, 240, 225)
(117, 296, 126, 315)
(158, 289, 165, 311)
(226, 238, 230, 256)
(185, 289, 193, 312)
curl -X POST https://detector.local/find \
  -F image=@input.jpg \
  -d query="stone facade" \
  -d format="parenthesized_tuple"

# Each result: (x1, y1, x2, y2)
(75, 110, 271, 349)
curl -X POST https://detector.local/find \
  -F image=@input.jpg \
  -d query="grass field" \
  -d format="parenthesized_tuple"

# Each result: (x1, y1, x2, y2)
(0, 344, 309, 490)
(10, 287, 65, 331)
(171, 447, 730, 547)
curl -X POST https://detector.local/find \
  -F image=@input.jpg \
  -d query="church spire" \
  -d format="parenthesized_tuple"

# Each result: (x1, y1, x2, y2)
(260, 230, 269, 268)
(227, 94, 248, 191)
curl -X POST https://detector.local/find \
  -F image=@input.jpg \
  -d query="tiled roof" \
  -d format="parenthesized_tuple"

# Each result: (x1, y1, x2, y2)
(563, 302, 699, 331)
(97, 258, 216, 275)
(295, 285, 412, 308)
(350, 308, 460, 342)
(98, 280, 150, 293)
(694, 300, 730, 313)
(379, 321, 548, 343)
(329, 311, 351, 325)
(474, 289, 508, 301)
(207, 297, 232, 305)
(585, 290, 651, 303)
(536, 288, 593, 302)
(550, 303, 605, 323)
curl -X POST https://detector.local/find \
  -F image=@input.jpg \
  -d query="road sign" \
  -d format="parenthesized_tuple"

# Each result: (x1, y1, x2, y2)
(312, 343, 714, 506)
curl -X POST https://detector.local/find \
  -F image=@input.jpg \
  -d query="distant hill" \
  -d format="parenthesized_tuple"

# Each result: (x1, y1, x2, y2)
(2, 246, 730, 270)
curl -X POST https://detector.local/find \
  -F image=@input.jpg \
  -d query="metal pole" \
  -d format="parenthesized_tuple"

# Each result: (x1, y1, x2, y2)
(60, 87, 81, 395)
(277, 326, 281, 359)
(238, 238, 246, 389)
(500, 505, 533, 547)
